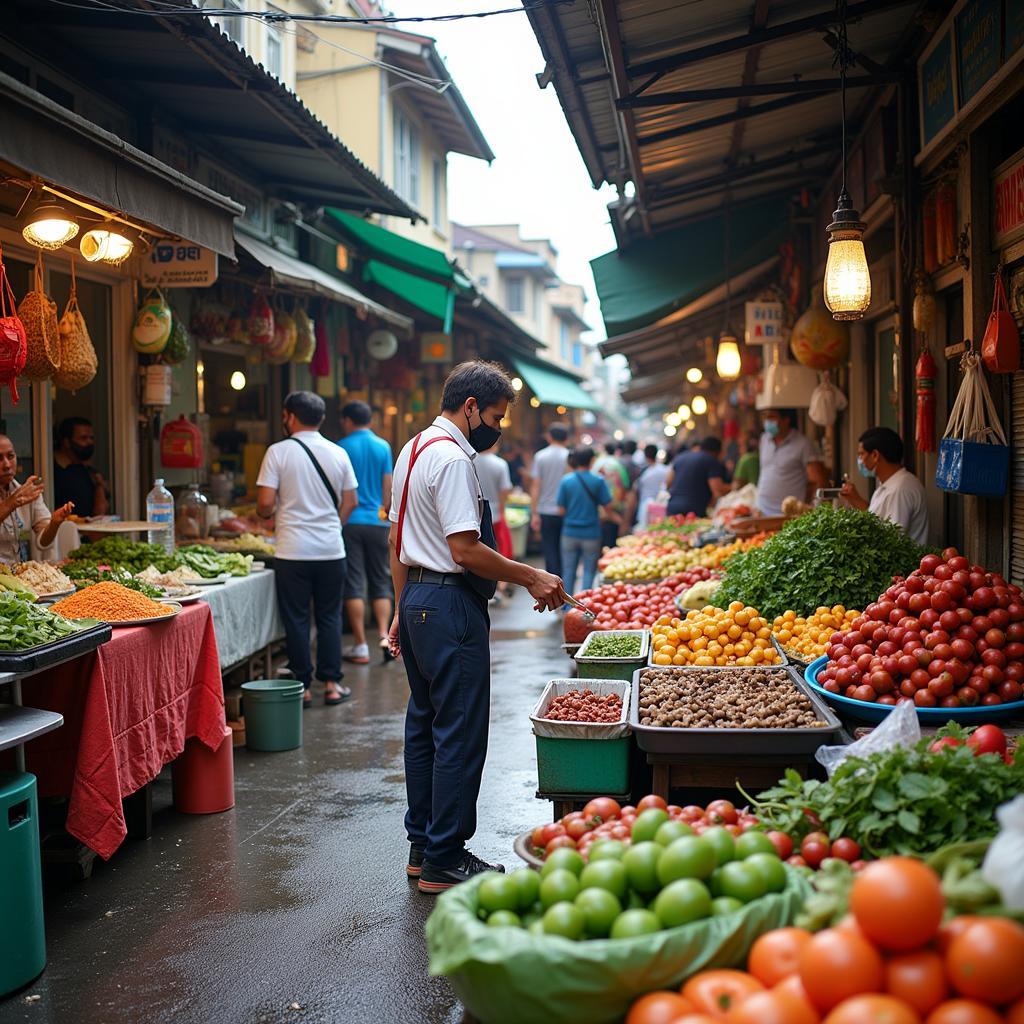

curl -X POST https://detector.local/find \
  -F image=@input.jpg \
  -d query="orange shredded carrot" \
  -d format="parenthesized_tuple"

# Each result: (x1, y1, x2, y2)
(50, 582, 172, 621)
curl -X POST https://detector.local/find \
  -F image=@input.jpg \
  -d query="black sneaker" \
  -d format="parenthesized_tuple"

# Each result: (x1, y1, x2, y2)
(417, 850, 505, 894)
(406, 843, 425, 879)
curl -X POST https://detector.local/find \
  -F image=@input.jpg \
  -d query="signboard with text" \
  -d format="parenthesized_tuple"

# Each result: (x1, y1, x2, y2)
(744, 301, 784, 345)
(956, 0, 1002, 105)
(920, 29, 957, 147)
(993, 147, 1024, 249)
(142, 239, 218, 288)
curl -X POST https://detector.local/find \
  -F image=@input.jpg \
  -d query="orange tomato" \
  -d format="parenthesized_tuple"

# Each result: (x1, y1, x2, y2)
(637, 794, 669, 813)
(799, 928, 885, 1012)
(674, 1017, 721, 1024)
(924, 1000, 1005, 1024)
(748, 928, 813, 987)
(1006, 996, 1024, 1024)
(849, 858, 945, 951)
(884, 951, 949, 1014)
(945, 918, 1024, 1005)
(625, 991, 695, 1024)
(823, 995, 921, 1024)
(726, 988, 820, 1024)
(682, 970, 765, 1018)
(935, 917, 983, 956)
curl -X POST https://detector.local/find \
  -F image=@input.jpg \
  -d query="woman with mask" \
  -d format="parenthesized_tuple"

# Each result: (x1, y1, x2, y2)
(54, 417, 108, 518)
(0, 434, 74, 563)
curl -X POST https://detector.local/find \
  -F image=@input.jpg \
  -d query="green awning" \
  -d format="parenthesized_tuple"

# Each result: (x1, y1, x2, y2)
(511, 356, 600, 412)
(327, 208, 455, 282)
(590, 194, 788, 336)
(363, 259, 455, 327)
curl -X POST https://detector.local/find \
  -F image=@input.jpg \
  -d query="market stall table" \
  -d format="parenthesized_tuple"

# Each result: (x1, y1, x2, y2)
(201, 570, 283, 671)
(13, 602, 225, 859)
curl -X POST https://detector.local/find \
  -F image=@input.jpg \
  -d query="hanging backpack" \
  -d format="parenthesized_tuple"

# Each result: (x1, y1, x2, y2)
(981, 269, 1021, 374)
(0, 246, 27, 402)
(53, 257, 98, 392)
(18, 252, 61, 380)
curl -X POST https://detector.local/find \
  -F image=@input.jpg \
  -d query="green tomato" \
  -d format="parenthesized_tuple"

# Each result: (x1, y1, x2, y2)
(655, 820, 694, 847)
(579, 859, 628, 901)
(744, 852, 787, 893)
(542, 901, 585, 940)
(701, 826, 737, 866)
(528, 918, 546, 936)
(521, 911, 541, 928)
(511, 868, 541, 911)
(652, 879, 712, 929)
(588, 838, 628, 862)
(716, 860, 768, 904)
(710, 896, 745, 916)
(622, 841, 662, 894)
(735, 831, 779, 860)
(656, 836, 717, 886)
(487, 909, 522, 928)
(574, 887, 622, 938)
(541, 847, 584, 878)
(609, 908, 661, 939)
(631, 808, 670, 844)
(478, 873, 520, 914)
(540, 868, 581, 909)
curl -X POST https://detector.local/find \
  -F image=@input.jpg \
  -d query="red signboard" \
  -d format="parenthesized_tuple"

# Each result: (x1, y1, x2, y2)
(994, 147, 1024, 248)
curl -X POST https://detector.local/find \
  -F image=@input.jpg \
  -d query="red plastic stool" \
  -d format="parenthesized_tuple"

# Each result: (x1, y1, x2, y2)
(172, 727, 235, 814)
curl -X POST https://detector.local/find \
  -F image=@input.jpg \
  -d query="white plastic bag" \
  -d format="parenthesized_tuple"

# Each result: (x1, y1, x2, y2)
(981, 795, 1024, 910)
(808, 377, 848, 427)
(815, 699, 920, 777)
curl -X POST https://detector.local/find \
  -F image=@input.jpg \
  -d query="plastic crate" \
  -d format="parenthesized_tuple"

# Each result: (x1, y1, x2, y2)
(535, 734, 631, 794)
(574, 629, 650, 681)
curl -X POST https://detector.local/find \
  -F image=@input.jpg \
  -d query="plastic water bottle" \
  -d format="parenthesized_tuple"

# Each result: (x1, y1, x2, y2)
(146, 479, 175, 554)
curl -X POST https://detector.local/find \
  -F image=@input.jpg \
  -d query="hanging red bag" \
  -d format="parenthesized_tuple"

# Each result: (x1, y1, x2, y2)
(0, 245, 27, 403)
(981, 270, 1020, 374)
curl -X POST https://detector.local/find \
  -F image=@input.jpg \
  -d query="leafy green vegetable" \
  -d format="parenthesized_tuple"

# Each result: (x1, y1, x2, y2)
(0, 592, 81, 649)
(176, 546, 252, 577)
(66, 564, 162, 597)
(68, 538, 252, 578)
(715, 505, 928, 618)
(742, 739, 1024, 859)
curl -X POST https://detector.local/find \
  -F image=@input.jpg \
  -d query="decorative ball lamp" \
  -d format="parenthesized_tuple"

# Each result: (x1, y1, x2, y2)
(791, 304, 850, 370)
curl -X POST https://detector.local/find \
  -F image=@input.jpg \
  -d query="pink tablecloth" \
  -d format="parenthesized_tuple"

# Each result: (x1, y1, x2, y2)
(19, 602, 225, 859)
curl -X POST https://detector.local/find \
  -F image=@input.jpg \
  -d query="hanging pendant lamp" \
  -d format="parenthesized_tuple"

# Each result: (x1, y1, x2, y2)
(716, 193, 742, 380)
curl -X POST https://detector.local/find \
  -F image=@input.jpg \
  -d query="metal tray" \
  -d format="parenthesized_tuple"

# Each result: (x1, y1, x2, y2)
(107, 602, 181, 628)
(0, 620, 112, 673)
(576, 629, 650, 664)
(630, 664, 843, 755)
(530, 678, 631, 740)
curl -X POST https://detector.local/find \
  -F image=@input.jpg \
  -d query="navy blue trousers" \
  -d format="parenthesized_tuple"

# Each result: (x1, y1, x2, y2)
(274, 558, 346, 687)
(400, 580, 490, 868)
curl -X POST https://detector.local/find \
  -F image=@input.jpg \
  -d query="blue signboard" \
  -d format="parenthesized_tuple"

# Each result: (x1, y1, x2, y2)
(920, 30, 956, 145)
(956, 0, 1002, 105)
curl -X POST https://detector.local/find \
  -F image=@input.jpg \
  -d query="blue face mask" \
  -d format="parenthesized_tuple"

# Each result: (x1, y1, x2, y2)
(857, 457, 876, 479)
(764, 420, 780, 438)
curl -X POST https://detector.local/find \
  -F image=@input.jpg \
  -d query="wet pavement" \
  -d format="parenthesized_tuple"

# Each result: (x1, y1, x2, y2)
(0, 588, 565, 1024)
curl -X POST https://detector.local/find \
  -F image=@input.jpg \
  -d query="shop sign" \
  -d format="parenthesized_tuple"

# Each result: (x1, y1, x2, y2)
(142, 239, 218, 288)
(919, 28, 956, 147)
(421, 332, 452, 363)
(993, 148, 1024, 248)
(956, 0, 1002, 105)
(744, 301, 784, 345)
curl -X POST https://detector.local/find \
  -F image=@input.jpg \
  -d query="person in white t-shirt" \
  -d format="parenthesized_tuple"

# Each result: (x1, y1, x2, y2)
(840, 426, 930, 545)
(257, 391, 358, 707)
(529, 423, 570, 577)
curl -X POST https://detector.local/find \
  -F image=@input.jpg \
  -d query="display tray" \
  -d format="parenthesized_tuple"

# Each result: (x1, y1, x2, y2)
(530, 678, 630, 739)
(805, 656, 1024, 723)
(190, 574, 231, 586)
(0, 620, 112, 673)
(34, 587, 76, 602)
(630, 665, 843, 755)
(160, 592, 204, 606)
(100, 602, 181, 628)
(73, 520, 165, 534)
(576, 629, 650, 664)
(513, 830, 544, 869)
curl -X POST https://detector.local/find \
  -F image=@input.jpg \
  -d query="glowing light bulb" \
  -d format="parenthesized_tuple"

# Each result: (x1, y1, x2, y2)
(229, 371, 246, 391)
(691, 395, 708, 415)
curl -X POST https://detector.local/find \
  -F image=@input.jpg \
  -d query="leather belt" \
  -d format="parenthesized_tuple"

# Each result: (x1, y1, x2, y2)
(407, 566, 463, 586)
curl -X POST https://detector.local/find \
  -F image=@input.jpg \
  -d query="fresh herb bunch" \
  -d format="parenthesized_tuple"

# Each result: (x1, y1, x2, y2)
(744, 737, 1023, 858)
(715, 505, 928, 618)
(66, 564, 162, 597)
(68, 538, 179, 574)
(0, 592, 80, 649)
(583, 633, 643, 658)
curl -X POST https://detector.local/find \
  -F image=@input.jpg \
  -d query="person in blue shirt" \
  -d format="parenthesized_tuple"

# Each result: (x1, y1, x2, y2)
(338, 400, 394, 663)
(556, 446, 614, 596)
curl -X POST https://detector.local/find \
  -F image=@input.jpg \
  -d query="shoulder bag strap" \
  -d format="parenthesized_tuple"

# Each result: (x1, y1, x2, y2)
(288, 436, 341, 517)
(394, 432, 460, 560)
(575, 472, 602, 509)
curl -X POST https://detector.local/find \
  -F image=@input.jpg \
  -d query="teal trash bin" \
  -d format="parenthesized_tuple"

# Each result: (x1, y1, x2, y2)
(241, 680, 304, 752)
(0, 772, 45, 995)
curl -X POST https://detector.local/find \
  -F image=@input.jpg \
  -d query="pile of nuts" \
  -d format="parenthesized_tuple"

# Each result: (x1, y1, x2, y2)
(636, 667, 825, 729)
(542, 689, 623, 723)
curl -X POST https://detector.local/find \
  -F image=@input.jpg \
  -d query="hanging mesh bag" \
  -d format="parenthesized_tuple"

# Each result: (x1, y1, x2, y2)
(18, 252, 61, 380)
(53, 257, 98, 391)
(0, 245, 27, 402)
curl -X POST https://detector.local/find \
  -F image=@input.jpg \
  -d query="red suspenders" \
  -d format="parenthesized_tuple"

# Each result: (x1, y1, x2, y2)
(394, 431, 460, 561)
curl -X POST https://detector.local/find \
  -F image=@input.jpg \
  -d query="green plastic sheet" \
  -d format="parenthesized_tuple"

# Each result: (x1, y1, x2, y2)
(426, 869, 811, 1024)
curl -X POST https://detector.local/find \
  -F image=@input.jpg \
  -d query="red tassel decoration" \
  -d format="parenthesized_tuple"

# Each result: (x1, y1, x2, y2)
(915, 347, 937, 452)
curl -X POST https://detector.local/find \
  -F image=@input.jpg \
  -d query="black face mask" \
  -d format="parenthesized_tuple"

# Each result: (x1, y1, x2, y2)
(71, 442, 95, 461)
(466, 408, 501, 453)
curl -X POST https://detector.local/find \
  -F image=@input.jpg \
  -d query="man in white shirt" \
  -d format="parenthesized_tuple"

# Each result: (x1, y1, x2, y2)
(388, 361, 563, 893)
(840, 426, 930, 545)
(529, 423, 570, 577)
(756, 408, 829, 515)
(257, 392, 358, 707)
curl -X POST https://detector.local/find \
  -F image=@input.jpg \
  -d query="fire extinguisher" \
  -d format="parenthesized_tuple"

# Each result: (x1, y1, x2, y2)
(915, 347, 937, 452)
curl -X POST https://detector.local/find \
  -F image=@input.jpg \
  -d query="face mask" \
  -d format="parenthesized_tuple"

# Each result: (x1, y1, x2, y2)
(466, 408, 501, 453)
(764, 420, 780, 438)
(857, 456, 876, 479)
(71, 442, 95, 461)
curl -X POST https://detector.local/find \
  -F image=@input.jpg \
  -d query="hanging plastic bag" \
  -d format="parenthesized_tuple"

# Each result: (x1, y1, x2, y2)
(981, 796, 1024, 911)
(0, 245, 27, 403)
(808, 375, 848, 427)
(53, 258, 98, 391)
(815, 699, 920, 777)
(935, 347, 1009, 497)
(18, 252, 61, 380)
(293, 305, 315, 363)
(131, 288, 172, 354)
(981, 270, 1020, 373)
(247, 292, 274, 347)
(310, 312, 330, 377)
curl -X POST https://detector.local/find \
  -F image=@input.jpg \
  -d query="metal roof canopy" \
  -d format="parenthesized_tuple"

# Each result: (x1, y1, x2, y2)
(527, 0, 921, 244)
(4, 0, 417, 221)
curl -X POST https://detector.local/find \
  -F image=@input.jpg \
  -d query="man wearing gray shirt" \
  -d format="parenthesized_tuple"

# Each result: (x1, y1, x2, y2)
(529, 423, 570, 578)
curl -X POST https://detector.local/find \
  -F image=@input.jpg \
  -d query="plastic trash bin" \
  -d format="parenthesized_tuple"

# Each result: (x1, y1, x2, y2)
(172, 727, 235, 814)
(241, 680, 304, 752)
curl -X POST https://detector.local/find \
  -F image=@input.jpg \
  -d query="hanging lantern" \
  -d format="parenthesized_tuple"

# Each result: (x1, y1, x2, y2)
(912, 270, 936, 336)
(824, 191, 871, 320)
(80, 222, 136, 266)
(691, 395, 708, 415)
(686, 367, 702, 383)
(791, 304, 850, 370)
(21, 195, 79, 250)
(716, 334, 741, 380)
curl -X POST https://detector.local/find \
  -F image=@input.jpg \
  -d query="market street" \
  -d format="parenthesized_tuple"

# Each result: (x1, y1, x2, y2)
(0, 589, 558, 1024)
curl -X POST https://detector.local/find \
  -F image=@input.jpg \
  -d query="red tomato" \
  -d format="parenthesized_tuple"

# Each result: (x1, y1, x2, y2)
(706, 799, 739, 825)
(582, 797, 621, 824)
(637, 794, 669, 813)
(565, 818, 591, 841)
(682, 969, 764, 1018)
(929, 737, 962, 753)
(966, 724, 1007, 757)
(801, 841, 830, 869)
(545, 834, 576, 854)
(766, 831, 794, 859)
(830, 838, 862, 862)
(680, 805, 705, 822)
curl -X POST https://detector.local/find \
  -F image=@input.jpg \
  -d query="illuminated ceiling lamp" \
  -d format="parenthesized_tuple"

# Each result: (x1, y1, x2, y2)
(676, 403, 691, 420)
(511, 376, 524, 392)
(716, 194, 742, 381)
(529, 396, 541, 408)
(686, 367, 703, 384)
(823, 4, 871, 321)
(229, 370, 246, 391)
(80, 221, 137, 266)
(691, 395, 708, 415)
(21, 192, 79, 250)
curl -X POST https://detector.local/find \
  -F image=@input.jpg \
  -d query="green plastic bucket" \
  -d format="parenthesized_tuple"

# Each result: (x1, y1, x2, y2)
(241, 680, 304, 752)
